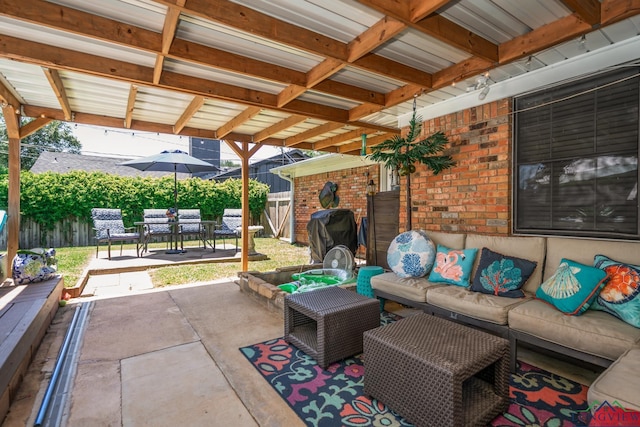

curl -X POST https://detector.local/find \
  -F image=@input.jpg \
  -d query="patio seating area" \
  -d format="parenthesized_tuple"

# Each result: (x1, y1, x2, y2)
(3, 267, 605, 426)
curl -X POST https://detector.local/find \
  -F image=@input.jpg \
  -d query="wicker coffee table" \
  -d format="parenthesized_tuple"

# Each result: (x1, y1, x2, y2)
(284, 286, 380, 368)
(363, 313, 509, 427)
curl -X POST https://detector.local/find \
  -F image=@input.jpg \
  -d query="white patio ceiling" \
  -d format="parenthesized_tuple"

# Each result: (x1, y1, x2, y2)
(1, 0, 640, 155)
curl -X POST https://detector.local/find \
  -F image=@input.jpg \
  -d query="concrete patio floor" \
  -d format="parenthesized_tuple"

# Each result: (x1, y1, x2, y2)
(2, 245, 603, 426)
(6, 278, 306, 427)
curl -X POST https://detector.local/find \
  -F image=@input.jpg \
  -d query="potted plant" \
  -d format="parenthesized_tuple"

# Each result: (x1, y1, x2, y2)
(368, 104, 455, 230)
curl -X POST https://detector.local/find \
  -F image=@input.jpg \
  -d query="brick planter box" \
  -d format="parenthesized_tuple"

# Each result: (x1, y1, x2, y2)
(237, 264, 357, 317)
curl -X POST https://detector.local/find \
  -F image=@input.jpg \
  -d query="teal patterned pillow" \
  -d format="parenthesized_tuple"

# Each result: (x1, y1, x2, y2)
(387, 230, 436, 278)
(427, 244, 478, 287)
(470, 248, 537, 298)
(591, 255, 640, 328)
(536, 258, 607, 315)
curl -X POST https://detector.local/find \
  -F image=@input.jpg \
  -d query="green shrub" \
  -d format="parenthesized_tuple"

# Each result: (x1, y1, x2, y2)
(0, 171, 269, 229)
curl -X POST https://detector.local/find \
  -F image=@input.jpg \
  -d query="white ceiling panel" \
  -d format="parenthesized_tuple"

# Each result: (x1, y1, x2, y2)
(163, 59, 286, 95)
(0, 17, 156, 68)
(178, 16, 323, 71)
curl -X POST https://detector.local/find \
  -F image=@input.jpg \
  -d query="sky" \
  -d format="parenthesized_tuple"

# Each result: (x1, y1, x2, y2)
(73, 124, 286, 163)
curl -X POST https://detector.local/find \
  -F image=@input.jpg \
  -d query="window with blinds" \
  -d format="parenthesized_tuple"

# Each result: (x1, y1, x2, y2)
(514, 68, 639, 239)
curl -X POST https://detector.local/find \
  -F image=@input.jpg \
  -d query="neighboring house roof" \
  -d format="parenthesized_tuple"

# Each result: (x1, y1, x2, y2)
(204, 149, 309, 181)
(29, 151, 190, 179)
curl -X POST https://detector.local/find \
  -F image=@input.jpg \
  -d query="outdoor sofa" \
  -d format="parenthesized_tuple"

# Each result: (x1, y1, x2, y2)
(371, 232, 640, 371)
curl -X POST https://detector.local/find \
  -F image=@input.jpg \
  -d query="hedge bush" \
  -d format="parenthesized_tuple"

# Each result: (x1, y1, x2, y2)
(0, 171, 269, 229)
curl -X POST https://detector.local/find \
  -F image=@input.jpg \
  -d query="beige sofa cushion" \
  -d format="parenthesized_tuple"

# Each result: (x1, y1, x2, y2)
(545, 237, 640, 281)
(588, 348, 640, 411)
(509, 300, 640, 360)
(424, 231, 465, 249)
(370, 272, 444, 303)
(465, 234, 546, 294)
(427, 285, 531, 325)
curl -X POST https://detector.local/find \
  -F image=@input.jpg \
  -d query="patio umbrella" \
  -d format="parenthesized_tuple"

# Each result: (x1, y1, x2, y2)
(119, 149, 216, 213)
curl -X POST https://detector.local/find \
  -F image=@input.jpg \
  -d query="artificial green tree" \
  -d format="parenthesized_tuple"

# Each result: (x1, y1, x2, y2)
(368, 106, 455, 230)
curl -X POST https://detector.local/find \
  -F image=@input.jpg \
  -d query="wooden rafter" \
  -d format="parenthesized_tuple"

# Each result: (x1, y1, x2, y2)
(22, 105, 286, 147)
(499, 14, 591, 63)
(347, 16, 406, 63)
(356, 0, 497, 62)
(285, 122, 344, 147)
(173, 96, 205, 134)
(252, 115, 307, 142)
(20, 117, 52, 139)
(0, 77, 20, 111)
(124, 85, 138, 129)
(560, 0, 601, 25)
(155, 0, 434, 86)
(313, 128, 370, 151)
(42, 68, 72, 121)
(0, 0, 404, 110)
(216, 106, 262, 139)
(154, 5, 183, 84)
(338, 133, 389, 155)
(0, 34, 354, 124)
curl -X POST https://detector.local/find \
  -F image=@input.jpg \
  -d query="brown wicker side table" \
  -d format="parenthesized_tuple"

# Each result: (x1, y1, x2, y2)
(363, 313, 509, 427)
(284, 286, 380, 368)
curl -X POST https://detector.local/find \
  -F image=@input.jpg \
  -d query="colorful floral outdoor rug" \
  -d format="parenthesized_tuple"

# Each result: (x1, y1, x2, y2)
(240, 313, 592, 427)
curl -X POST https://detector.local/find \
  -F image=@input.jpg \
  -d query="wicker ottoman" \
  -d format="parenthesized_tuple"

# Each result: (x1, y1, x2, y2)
(363, 313, 509, 427)
(284, 286, 380, 368)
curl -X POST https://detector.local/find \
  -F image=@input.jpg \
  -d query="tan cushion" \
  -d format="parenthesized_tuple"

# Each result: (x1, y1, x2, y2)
(465, 234, 546, 294)
(545, 237, 640, 281)
(588, 348, 640, 411)
(427, 285, 531, 325)
(509, 300, 640, 360)
(370, 272, 443, 303)
(424, 231, 465, 249)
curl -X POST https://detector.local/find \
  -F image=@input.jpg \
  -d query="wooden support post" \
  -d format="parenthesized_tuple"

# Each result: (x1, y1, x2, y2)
(225, 140, 262, 272)
(2, 105, 21, 265)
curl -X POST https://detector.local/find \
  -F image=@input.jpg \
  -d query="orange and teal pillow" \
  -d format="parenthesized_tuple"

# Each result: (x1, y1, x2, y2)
(428, 244, 478, 287)
(536, 258, 607, 315)
(590, 255, 640, 328)
(470, 248, 537, 298)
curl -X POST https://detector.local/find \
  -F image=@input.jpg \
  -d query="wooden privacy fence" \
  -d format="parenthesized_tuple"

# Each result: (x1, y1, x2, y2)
(260, 191, 291, 240)
(0, 192, 292, 249)
(0, 218, 94, 249)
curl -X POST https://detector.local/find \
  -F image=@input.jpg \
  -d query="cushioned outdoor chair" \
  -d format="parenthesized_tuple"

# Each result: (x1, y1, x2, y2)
(141, 209, 174, 253)
(213, 208, 241, 252)
(178, 209, 207, 250)
(91, 208, 141, 260)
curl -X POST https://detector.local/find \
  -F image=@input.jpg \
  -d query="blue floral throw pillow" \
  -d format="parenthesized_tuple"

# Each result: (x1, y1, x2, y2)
(428, 244, 478, 287)
(470, 248, 537, 298)
(536, 258, 607, 315)
(590, 255, 640, 328)
(387, 230, 436, 278)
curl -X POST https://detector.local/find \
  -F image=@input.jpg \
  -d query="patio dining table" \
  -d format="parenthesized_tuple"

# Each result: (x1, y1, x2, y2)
(135, 220, 218, 254)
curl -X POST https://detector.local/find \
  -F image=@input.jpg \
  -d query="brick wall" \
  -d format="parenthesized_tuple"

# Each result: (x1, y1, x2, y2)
(293, 164, 378, 244)
(291, 98, 511, 244)
(406, 99, 511, 235)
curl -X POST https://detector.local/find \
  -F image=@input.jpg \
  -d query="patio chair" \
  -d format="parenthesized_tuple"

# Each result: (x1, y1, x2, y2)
(213, 209, 241, 252)
(91, 208, 141, 260)
(178, 209, 207, 250)
(141, 209, 174, 253)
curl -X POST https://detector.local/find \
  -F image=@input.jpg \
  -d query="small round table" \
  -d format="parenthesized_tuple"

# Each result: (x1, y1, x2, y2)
(356, 266, 385, 311)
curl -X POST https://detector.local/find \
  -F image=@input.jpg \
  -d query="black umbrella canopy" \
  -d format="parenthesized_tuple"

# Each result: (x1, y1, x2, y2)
(119, 149, 215, 173)
(119, 150, 216, 212)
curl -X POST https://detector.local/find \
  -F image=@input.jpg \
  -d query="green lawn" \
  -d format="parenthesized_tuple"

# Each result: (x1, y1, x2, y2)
(55, 238, 311, 288)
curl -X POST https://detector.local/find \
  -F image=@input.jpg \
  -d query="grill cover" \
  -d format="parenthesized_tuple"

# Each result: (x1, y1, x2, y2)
(307, 209, 357, 263)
